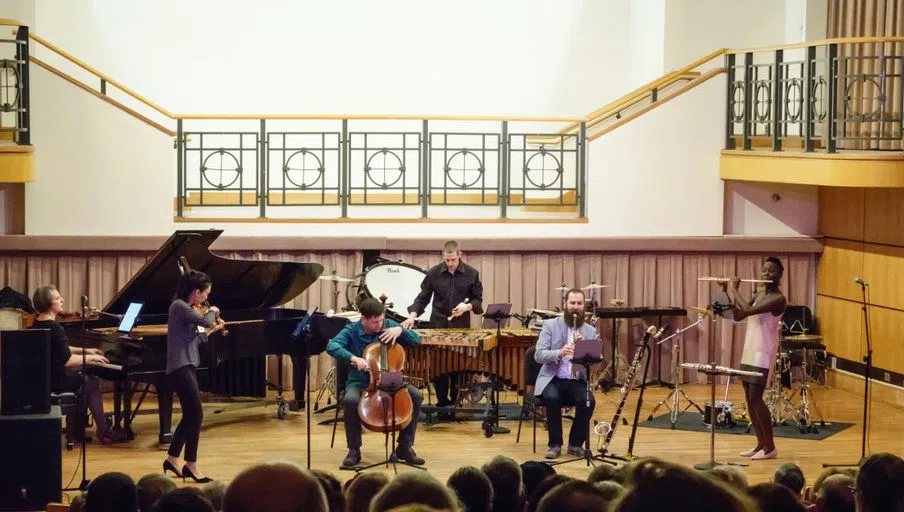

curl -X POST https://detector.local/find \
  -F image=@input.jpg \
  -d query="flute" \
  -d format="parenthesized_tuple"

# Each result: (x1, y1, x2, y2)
(698, 277, 773, 283)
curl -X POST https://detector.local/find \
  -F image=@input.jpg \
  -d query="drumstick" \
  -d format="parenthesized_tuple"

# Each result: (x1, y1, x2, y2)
(448, 298, 470, 321)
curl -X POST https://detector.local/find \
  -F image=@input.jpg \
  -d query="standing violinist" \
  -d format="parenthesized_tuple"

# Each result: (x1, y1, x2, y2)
(326, 297, 424, 468)
(162, 270, 225, 483)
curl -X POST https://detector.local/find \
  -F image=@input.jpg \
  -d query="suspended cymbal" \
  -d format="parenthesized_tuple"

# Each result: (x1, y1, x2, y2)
(554, 285, 571, 291)
(690, 306, 714, 317)
(530, 308, 563, 316)
(581, 283, 609, 290)
(782, 334, 823, 341)
(318, 274, 356, 283)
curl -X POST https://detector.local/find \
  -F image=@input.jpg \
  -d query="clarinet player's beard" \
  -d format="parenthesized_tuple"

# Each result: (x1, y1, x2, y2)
(564, 309, 584, 328)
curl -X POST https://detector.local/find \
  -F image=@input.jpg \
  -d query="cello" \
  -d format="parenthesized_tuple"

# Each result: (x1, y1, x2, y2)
(357, 295, 414, 432)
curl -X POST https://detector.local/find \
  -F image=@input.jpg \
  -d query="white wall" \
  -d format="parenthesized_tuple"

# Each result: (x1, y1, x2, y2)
(723, 181, 819, 236)
(7, 0, 823, 237)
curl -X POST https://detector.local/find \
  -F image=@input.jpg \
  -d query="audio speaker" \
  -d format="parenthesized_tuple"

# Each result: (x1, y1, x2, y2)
(0, 329, 51, 416)
(0, 406, 62, 511)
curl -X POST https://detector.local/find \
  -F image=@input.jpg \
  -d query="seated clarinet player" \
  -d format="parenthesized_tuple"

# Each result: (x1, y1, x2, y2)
(326, 297, 425, 468)
(533, 288, 598, 459)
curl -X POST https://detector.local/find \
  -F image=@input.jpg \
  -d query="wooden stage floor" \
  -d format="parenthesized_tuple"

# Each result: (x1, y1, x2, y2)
(60, 382, 904, 497)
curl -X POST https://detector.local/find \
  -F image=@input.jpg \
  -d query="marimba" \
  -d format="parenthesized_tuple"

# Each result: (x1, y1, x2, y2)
(410, 328, 538, 393)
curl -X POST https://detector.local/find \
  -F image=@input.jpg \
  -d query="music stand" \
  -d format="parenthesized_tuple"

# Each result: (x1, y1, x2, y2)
(547, 341, 607, 468)
(482, 309, 512, 437)
(481, 304, 512, 329)
(352, 372, 427, 474)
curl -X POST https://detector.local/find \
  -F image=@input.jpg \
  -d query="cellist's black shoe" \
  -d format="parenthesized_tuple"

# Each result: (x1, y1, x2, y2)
(342, 449, 361, 468)
(395, 446, 425, 465)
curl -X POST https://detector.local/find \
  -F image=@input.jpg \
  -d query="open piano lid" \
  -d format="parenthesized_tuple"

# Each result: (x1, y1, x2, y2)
(103, 230, 324, 315)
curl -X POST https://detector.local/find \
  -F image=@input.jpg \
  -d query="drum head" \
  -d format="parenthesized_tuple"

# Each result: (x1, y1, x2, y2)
(361, 262, 432, 322)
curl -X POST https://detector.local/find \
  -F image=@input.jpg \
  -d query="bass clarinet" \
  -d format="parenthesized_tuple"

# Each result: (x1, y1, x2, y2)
(596, 325, 661, 455)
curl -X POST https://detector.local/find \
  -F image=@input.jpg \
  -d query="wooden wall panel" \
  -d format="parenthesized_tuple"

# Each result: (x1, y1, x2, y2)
(864, 188, 904, 246)
(817, 239, 864, 301)
(863, 243, 904, 311)
(819, 186, 864, 240)
(816, 295, 864, 362)
(867, 305, 904, 374)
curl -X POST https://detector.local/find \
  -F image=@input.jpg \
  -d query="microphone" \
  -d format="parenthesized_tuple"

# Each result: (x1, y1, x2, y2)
(854, 277, 869, 287)
(80, 295, 88, 317)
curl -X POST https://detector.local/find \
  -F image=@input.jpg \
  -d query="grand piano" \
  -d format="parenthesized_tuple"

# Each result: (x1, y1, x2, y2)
(65, 230, 349, 443)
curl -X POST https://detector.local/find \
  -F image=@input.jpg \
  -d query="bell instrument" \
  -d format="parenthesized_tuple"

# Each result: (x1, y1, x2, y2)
(697, 277, 773, 284)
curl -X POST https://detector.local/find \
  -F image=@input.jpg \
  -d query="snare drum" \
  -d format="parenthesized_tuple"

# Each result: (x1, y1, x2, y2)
(703, 400, 735, 427)
(358, 261, 432, 322)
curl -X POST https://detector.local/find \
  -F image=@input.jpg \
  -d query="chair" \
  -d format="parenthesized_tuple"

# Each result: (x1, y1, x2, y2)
(50, 391, 78, 450)
(516, 346, 545, 453)
(330, 361, 350, 449)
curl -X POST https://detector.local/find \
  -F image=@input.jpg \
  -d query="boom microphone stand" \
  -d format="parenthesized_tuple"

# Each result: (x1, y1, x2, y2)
(823, 278, 872, 468)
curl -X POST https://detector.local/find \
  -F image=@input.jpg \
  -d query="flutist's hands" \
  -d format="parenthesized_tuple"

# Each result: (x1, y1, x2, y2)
(379, 326, 403, 345)
(350, 356, 368, 371)
(400, 313, 417, 329)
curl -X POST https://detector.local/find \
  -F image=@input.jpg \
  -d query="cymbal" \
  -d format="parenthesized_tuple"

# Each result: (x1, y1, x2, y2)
(553, 285, 571, 291)
(318, 274, 356, 283)
(689, 306, 714, 317)
(530, 308, 563, 316)
(782, 334, 823, 341)
(581, 283, 609, 290)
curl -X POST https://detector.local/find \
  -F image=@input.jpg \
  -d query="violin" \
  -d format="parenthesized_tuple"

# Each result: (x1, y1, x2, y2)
(356, 295, 413, 433)
(192, 302, 228, 336)
(179, 256, 228, 336)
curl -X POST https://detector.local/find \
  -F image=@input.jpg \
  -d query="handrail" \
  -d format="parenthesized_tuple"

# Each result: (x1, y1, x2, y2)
(0, 19, 26, 26)
(31, 57, 176, 136)
(174, 113, 584, 122)
(587, 67, 726, 142)
(28, 33, 175, 119)
(727, 36, 904, 54)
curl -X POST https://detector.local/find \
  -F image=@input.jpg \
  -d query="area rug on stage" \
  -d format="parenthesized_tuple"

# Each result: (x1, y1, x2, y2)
(640, 412, 854, 441)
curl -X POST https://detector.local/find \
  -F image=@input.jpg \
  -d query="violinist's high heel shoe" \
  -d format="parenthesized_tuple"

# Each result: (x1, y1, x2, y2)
(162, 460, 182, 478)
(182, 465, 213, 484)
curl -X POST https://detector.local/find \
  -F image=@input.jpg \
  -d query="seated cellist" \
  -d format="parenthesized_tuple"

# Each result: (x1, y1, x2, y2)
(325, 297, 425, 468)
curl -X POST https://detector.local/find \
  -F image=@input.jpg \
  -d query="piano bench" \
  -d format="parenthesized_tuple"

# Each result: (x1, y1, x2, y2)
(50, 392, 78, 450)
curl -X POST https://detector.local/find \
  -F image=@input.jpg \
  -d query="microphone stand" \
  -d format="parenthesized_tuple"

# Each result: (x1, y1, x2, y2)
(823, 281, 872, 467)
(482, 311, 512, 437)
(65, 297, 91, 492)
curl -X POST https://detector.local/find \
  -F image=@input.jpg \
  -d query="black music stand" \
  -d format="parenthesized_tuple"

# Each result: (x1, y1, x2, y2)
(482, 309, 512, 437)
(351, 373, 427, 475)
(693, 299, 745, 470)
(293, 308, 317, 470)
(547, 352, 613, 468)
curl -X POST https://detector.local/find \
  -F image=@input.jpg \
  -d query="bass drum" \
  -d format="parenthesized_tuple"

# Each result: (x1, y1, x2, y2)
(358, 262, 432, 323)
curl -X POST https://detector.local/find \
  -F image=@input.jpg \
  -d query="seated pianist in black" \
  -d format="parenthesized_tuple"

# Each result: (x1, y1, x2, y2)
(326, 297, 425, 468)
(30, 284, 118, 443)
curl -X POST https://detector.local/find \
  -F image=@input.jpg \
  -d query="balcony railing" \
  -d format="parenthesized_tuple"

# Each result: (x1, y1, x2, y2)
(725, 38, 904, 152)
(174, 116, 587, 219)
(0, 22, 29, 145)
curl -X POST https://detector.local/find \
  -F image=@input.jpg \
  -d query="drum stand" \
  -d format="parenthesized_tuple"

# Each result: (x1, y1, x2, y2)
(788, 347, 826, 433)
(763, 351, 798, 427)
(647, 316, 706, 427)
